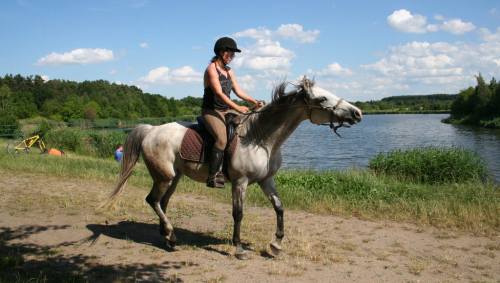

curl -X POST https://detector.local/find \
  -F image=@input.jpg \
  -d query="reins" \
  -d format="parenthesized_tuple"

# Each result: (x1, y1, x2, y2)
(241, 94, 349, 138)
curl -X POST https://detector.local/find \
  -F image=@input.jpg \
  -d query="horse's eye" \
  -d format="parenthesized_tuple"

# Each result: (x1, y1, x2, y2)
(320, 97, 327, 102)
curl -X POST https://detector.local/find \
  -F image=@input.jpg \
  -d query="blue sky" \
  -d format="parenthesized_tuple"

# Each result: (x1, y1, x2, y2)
(1, 0, 499, 102)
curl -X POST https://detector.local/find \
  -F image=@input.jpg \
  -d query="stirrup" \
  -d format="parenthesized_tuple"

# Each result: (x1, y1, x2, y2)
(207, 172, 225, 188)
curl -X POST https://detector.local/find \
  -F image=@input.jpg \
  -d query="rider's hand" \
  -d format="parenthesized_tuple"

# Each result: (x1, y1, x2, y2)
(237, 105, 249, 114)
(255, 101, 264, 108)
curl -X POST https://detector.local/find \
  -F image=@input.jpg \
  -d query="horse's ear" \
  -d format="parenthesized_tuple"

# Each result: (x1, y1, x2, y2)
(302, 76, 311, 97)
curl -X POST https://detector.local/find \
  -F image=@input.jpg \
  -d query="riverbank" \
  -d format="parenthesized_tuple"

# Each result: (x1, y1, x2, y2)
(362, 110, 450, 115)
(442, 115, 500, 129)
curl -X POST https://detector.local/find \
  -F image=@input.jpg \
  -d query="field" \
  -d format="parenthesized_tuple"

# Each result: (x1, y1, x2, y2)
(1, 141, 499, 282)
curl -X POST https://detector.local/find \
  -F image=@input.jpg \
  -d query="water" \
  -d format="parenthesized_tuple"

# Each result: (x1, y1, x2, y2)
(280, 114, 500, 182)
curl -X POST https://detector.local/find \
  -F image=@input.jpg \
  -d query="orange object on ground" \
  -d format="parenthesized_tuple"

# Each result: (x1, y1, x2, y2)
(48, 148, 62, 156)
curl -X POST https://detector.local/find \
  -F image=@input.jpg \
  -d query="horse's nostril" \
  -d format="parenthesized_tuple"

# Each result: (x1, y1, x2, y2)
(352, 109, 362, 120)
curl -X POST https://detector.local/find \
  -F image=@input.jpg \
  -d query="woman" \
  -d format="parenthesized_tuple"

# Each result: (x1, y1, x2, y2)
(201, 37, 264, 188)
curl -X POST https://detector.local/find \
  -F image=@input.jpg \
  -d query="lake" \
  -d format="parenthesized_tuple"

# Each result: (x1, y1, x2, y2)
(280, 114, 500, 182)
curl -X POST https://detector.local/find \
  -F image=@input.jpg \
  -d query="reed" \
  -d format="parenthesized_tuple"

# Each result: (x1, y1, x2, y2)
(368, 146, 489, 183)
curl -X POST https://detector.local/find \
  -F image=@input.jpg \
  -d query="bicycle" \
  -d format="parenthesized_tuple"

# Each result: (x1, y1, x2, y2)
(7, 130, 49, 154)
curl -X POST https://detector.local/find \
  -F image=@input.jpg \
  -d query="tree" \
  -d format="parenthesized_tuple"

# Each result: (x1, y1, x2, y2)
(450, 87, 474, 117)
(11, 91, 38, 119)
(61, 99, 84, 121)
(84, 101, 102, 121)
(0, 85, 11, 110)
(471, 73, 492, 115)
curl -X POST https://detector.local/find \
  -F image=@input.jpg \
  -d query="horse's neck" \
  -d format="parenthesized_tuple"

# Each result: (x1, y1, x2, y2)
(240, 102, 309, 151)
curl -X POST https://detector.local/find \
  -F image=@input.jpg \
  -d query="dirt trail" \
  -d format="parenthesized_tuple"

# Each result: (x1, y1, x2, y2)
(0, 170, 499, 282)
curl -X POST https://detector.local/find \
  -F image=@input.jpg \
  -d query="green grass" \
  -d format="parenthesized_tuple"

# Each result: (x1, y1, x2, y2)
(1, 140, 499, 236)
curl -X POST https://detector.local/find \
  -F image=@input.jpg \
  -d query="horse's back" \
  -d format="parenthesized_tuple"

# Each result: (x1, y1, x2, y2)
(141, 122, 192, 165)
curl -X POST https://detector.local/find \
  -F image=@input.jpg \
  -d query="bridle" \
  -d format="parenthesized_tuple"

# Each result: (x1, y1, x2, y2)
(243, 91, 350, 138)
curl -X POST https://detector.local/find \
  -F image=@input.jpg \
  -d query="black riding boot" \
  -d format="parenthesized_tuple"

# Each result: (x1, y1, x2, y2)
(206, 147, 225, 188)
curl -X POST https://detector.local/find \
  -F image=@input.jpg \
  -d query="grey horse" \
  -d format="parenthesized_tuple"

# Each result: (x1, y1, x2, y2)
(102, 77, 362, 260)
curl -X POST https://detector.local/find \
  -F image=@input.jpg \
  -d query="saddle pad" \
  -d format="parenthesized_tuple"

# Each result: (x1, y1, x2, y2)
(180, 125, 238, 163)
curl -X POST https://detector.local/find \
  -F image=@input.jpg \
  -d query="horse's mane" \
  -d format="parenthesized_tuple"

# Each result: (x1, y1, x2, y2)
(267, 78, 315, 113)
(238, 77, 315, 148)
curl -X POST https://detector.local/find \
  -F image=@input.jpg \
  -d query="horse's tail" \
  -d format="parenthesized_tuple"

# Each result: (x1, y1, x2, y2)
(99, 124, 153, 210)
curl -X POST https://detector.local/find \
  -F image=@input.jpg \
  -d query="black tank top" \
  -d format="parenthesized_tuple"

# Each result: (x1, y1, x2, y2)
(201, 66, 233, 110)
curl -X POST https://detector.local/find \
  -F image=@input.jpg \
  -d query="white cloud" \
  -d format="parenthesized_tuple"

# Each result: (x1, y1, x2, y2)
(109, 68, 117, 75)
(434, 14, 445, 21)
(306, 62, 355, 77)
(232, 27, 272, 40)
(134, 66, 203, 86)
(41, 75, 49, 81)
(274, 24, 320, 43)
(140, 43, 149, 49)
(231, 39, 296, 70)
(439, 19, 476, 35)
(34, 48, 115, 66)
(489, 8, 500, 18)
(387, 9, 431, 33)
(255, 69, 292, 79)
(236, 75, 258, 91)
(477, 27, 500, 42)
(231, 24, 320, 43)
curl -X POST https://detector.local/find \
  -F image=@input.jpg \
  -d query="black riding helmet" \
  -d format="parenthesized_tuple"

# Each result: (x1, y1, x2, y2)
(214, 37, 241, 54)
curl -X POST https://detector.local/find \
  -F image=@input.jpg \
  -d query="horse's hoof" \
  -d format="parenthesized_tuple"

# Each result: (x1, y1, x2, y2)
(164, 240, 176, 248)
(235, 252, 248, 260)
(270, 243, 281, 256)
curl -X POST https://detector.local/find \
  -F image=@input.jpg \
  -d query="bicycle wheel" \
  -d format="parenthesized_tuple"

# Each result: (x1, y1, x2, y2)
(38, 140, 48, 154)
(7, 140, 28, 154)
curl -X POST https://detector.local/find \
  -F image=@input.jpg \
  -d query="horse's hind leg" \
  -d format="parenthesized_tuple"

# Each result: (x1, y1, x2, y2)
(158, 173, 183, 247)
(146, 176, 178, 247)
(258, 177, 284, 256)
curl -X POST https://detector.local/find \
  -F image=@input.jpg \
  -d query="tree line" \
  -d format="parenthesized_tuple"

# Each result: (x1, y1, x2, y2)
(352, 94, 456, 111)
(0, 74, 254, 125)
(445, 73, 500, 128)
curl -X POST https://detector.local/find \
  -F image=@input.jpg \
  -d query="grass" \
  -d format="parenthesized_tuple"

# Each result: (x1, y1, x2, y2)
(1, 140, 499, 236)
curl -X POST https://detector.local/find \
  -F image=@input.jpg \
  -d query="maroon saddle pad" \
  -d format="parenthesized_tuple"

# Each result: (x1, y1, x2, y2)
(180, 125, 238, 163)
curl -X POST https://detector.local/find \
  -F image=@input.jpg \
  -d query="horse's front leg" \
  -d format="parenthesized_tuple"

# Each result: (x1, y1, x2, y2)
(232, 180, 248, 260)
(258, 177, 284, 256)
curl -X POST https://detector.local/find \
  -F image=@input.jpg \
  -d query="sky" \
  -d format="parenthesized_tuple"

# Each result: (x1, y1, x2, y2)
(1, 0, 499, 103)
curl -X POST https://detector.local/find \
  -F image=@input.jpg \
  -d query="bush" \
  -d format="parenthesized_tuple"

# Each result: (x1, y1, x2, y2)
(368, 146, 489, 183)
(0, 115, 20, 136)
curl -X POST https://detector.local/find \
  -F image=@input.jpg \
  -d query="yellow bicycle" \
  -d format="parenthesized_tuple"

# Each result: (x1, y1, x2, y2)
(7, 130, 48, 154)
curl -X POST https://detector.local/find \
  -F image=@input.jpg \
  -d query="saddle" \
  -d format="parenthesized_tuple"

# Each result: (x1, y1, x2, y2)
(180, 113, 239, 165)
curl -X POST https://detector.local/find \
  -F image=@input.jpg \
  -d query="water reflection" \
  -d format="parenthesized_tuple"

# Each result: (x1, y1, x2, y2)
(281, 114, 500, 181)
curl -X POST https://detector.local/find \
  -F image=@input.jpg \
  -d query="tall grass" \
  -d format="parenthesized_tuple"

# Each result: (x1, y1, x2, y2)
(44, 127, 128, 158)
(368, 146, 488, 183)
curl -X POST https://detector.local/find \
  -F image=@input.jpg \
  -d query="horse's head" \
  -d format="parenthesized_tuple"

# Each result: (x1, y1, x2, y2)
(301, 77, 362, 126)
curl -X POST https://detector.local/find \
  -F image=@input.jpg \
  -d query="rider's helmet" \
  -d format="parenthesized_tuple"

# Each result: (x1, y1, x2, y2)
(214, 37, 241, 55)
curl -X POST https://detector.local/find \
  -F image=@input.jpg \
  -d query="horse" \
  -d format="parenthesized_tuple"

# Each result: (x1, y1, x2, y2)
(102, 77, 362, 260)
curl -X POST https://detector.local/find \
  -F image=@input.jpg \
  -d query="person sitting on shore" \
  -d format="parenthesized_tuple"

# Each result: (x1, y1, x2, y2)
(114, 143, 123, 162)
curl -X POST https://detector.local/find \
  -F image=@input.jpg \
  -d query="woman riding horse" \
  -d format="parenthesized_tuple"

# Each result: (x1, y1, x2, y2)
(201, 37, 264, 188)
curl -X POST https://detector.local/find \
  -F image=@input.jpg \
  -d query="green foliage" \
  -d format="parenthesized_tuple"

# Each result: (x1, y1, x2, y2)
(0, 115, 19, 136)
(368, 146, 488, 184)
(11, 91, 38, 119)
(446, 73, 500, 128)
